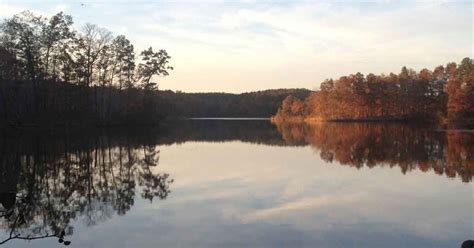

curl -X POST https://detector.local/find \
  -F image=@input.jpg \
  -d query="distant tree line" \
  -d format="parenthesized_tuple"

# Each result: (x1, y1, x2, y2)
(159, 88, 312, 118)
(0, 11, 172, 126)
(273, 58, 474, 127)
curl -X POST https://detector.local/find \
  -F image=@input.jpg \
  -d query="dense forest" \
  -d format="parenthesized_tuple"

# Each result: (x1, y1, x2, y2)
(158, 88, 311, 118)
(273, 58, 474, 127)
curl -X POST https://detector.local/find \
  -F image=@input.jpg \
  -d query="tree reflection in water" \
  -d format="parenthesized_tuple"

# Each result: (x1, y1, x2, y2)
(0, 121, 472, 245)
(274, 122, 474, 183)
(0, 131, 173, 245)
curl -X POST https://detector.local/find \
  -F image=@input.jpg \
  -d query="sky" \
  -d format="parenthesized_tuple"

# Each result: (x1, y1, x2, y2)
(0, 0, 472, 93)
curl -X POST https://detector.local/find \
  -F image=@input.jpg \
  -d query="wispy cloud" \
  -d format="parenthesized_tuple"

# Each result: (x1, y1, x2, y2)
(240, 192, 367, 222)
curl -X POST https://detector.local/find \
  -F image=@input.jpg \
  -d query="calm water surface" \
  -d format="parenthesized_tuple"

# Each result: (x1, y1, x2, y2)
(0, 120, 472, 248)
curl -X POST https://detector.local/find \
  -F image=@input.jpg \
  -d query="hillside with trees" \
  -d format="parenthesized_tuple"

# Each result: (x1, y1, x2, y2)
(273, 58, 474, 127)
(158, 88, 312, 118)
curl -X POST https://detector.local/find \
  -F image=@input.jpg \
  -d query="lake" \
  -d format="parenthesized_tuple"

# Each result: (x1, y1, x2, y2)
(0, 120, 472, 248)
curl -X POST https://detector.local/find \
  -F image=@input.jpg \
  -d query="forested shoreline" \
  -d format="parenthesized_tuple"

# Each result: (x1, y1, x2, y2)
(0, 11, 311, 127)
(1, 11, 472, 128)
(273, 58, 474, 127)
(0, 11, 173, 126)
(159, 88, 311, 118)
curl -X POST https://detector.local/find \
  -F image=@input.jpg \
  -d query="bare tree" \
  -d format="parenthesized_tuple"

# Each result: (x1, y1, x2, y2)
(76, 23, 112, 87)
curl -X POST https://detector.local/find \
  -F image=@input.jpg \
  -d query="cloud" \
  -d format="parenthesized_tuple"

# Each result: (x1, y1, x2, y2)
(0, 3, 28, 17)
(136, 1, 470, 92)
(53, 4, 69, 12)
(240, 192, 367, 222)
(0, 1, 470, 92)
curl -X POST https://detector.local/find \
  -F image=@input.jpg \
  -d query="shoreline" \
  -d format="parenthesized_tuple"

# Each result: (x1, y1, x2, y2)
(271, 116, 474, 129)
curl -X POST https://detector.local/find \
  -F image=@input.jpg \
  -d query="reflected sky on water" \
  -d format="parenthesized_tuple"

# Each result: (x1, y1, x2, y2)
(0, 120, 472, 248)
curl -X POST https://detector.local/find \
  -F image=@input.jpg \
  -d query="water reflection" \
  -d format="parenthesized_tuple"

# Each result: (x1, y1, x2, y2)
(0, 121, 472, 247)
(0, 132, 172, 245)
(274, 122, 474, 183)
